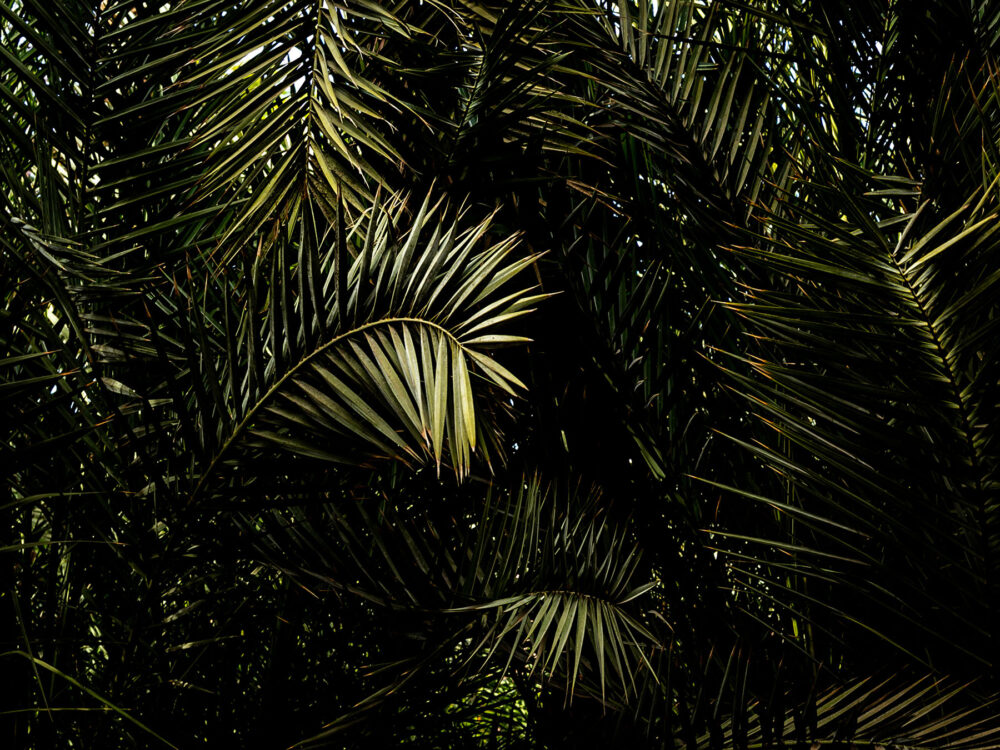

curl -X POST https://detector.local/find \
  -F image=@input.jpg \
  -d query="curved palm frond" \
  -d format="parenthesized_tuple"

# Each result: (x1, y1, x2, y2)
(5, 0, 1000, 747)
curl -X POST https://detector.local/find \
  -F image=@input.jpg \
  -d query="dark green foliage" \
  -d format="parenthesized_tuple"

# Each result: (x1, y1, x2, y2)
(4, 0, 1000, 747)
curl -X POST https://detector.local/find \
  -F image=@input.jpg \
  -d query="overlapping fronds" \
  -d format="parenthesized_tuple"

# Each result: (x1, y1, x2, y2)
(5, 0, 1000, 747)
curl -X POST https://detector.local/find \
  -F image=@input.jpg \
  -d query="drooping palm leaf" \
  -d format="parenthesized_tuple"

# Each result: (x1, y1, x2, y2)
(6, 0, 1000, 747)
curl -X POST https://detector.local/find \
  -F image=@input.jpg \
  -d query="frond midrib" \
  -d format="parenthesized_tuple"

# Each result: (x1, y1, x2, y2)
(191, 314, 471, 499)
(885, 246, 992, 576)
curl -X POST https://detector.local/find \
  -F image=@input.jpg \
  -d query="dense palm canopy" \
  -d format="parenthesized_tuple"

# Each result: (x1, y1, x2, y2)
(4, 0, 1000, 747)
